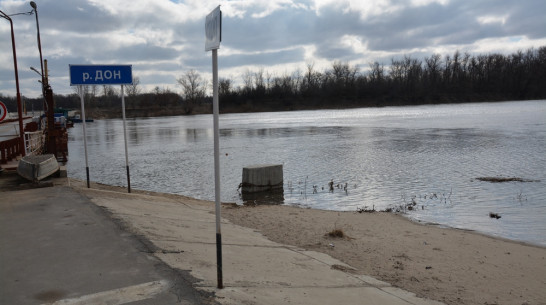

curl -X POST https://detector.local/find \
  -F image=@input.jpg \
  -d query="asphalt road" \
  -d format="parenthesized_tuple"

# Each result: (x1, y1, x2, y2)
(0, 184, 216, 304)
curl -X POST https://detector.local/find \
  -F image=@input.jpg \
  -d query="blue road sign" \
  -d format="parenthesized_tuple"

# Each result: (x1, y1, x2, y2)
(69, 65, 132, 85)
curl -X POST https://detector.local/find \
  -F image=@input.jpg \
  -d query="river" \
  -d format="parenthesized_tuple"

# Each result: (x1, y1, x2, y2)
(66, 100, 546, 246)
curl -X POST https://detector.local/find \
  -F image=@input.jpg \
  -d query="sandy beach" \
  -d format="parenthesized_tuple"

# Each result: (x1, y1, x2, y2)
(222, 204, 546, 305)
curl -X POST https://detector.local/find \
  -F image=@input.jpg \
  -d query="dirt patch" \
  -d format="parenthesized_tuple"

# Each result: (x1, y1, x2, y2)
(33, 289, 67, 302)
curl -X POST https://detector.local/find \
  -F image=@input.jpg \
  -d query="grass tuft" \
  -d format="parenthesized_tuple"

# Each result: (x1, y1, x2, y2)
(327, 228, 345, 238)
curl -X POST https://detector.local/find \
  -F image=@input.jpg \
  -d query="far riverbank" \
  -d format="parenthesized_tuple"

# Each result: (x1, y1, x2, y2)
(75, 96, 543, 119)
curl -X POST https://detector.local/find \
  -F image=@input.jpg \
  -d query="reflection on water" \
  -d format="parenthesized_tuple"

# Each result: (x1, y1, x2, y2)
(67, 100, 546, 246)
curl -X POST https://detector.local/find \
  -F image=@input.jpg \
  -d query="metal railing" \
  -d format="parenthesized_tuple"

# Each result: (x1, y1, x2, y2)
(24, 131, 44, 156)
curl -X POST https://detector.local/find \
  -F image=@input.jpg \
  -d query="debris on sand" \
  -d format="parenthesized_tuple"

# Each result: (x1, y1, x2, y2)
(357, 206, 375, 213)
(476, 177, 538, 183)
(489, 212, 501, 219)
(327, 229, 345, 238)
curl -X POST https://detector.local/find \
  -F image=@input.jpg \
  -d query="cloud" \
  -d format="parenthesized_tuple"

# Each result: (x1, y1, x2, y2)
(0, 0, 545, 98)
(222, 47, 306, 68)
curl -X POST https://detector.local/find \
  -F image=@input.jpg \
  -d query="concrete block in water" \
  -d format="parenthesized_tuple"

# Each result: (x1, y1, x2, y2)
(241, 164, 283, 193)
(57, 165, 67, 178)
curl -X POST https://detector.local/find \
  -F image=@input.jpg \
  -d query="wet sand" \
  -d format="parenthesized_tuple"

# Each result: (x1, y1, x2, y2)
(222, 204, 546, 305)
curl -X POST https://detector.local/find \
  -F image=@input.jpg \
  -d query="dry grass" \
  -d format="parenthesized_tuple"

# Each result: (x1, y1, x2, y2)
(327, 228, 345, 238)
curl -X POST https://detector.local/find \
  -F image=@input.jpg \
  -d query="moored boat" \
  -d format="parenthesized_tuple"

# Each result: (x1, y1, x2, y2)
(17, 154, 59, 182)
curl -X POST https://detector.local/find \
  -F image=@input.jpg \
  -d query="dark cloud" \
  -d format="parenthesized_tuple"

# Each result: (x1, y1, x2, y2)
(225, 8, 320, 52)
(135, 62, 184, 73)
(222, 48, 305, 69)
(99, 44, 179, 62)
(314, 44, 358, 61)
(1, 0, 545, 97)
(10, 0, 123, 34)
(140, 73, 180, 90)
(506, 0, 546, 39)
(363, 0, 546, 50)
(0, 68, 16, 83)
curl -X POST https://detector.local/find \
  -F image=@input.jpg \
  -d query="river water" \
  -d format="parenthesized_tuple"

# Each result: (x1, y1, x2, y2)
(66, 100, 546, 246)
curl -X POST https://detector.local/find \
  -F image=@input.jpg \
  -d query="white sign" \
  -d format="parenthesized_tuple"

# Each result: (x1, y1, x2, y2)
(205, 6, 222, 51)
(0, 101, 7, 121)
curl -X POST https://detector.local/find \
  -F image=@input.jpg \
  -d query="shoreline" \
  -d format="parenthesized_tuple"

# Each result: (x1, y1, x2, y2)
(69, 98, 546, 119)
(78, 179, 546, 249)
(65, 178, 546, 248)
(61, 179, 546, 305)
(401, 214, 546, 249)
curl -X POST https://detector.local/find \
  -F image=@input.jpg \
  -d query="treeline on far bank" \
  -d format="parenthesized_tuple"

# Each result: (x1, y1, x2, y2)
(218, 46, 546, 112)
(1, 46, 545, 118)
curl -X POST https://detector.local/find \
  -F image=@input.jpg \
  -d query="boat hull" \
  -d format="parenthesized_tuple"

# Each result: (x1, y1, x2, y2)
(17, 154, 59, 182)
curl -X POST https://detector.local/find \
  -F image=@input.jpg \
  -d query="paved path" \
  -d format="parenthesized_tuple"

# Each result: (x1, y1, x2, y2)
(0, 186, 215, 304)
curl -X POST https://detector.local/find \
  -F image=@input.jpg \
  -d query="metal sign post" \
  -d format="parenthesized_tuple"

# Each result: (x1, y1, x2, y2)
(69, 64, 133, 192)
(206, 5, 223, 289)
(78, 85, 90, 188)
(120, 84, 131, 193)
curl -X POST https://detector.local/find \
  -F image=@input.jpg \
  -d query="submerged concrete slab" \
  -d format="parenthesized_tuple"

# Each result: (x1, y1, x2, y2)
(241, 164, 283, 193)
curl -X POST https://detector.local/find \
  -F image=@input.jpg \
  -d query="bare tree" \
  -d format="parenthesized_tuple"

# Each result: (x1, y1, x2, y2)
(265, 71, 273, 92)
(424, 54, 442, 87)
(303, 62, 322, 95)
(126, 77, 141, 97)
(176, 70, 206, 102)
(254, 68, 265, 95)
(90, 85, 98, 99)
(242, 69, 254, 93)
(219, 77, 232, 97)
(292, 69, 303, 94)
(369, 61, 385, 83)
(102, 85, 116, 97)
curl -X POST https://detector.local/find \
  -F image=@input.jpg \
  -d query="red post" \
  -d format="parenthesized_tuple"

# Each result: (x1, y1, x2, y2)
(1, 10, 26, 157)
(45, 86, 56, 156)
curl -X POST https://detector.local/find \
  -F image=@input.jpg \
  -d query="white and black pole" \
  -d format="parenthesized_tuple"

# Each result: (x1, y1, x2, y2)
(206, 5, 223, 289)
(79, 85, 90, 188)
(212, 47, 223, 289)
(120, 84, 131, 193)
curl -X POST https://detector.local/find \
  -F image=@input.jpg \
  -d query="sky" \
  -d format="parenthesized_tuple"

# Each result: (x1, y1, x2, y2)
(1, 0, 545, 98)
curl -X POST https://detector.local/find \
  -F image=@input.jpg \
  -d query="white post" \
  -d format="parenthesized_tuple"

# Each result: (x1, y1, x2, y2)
(121, 84, 131, 193)
(79, 85, 90, 188)
(206, 5, 223, 289)
(212, 48, 223, 289)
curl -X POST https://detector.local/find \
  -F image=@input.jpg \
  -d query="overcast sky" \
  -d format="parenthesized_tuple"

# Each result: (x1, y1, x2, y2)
(1, 0, 545, 98)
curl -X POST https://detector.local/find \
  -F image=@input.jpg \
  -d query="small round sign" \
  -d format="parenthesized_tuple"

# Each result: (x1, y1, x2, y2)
(0, 101, 7, 122)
